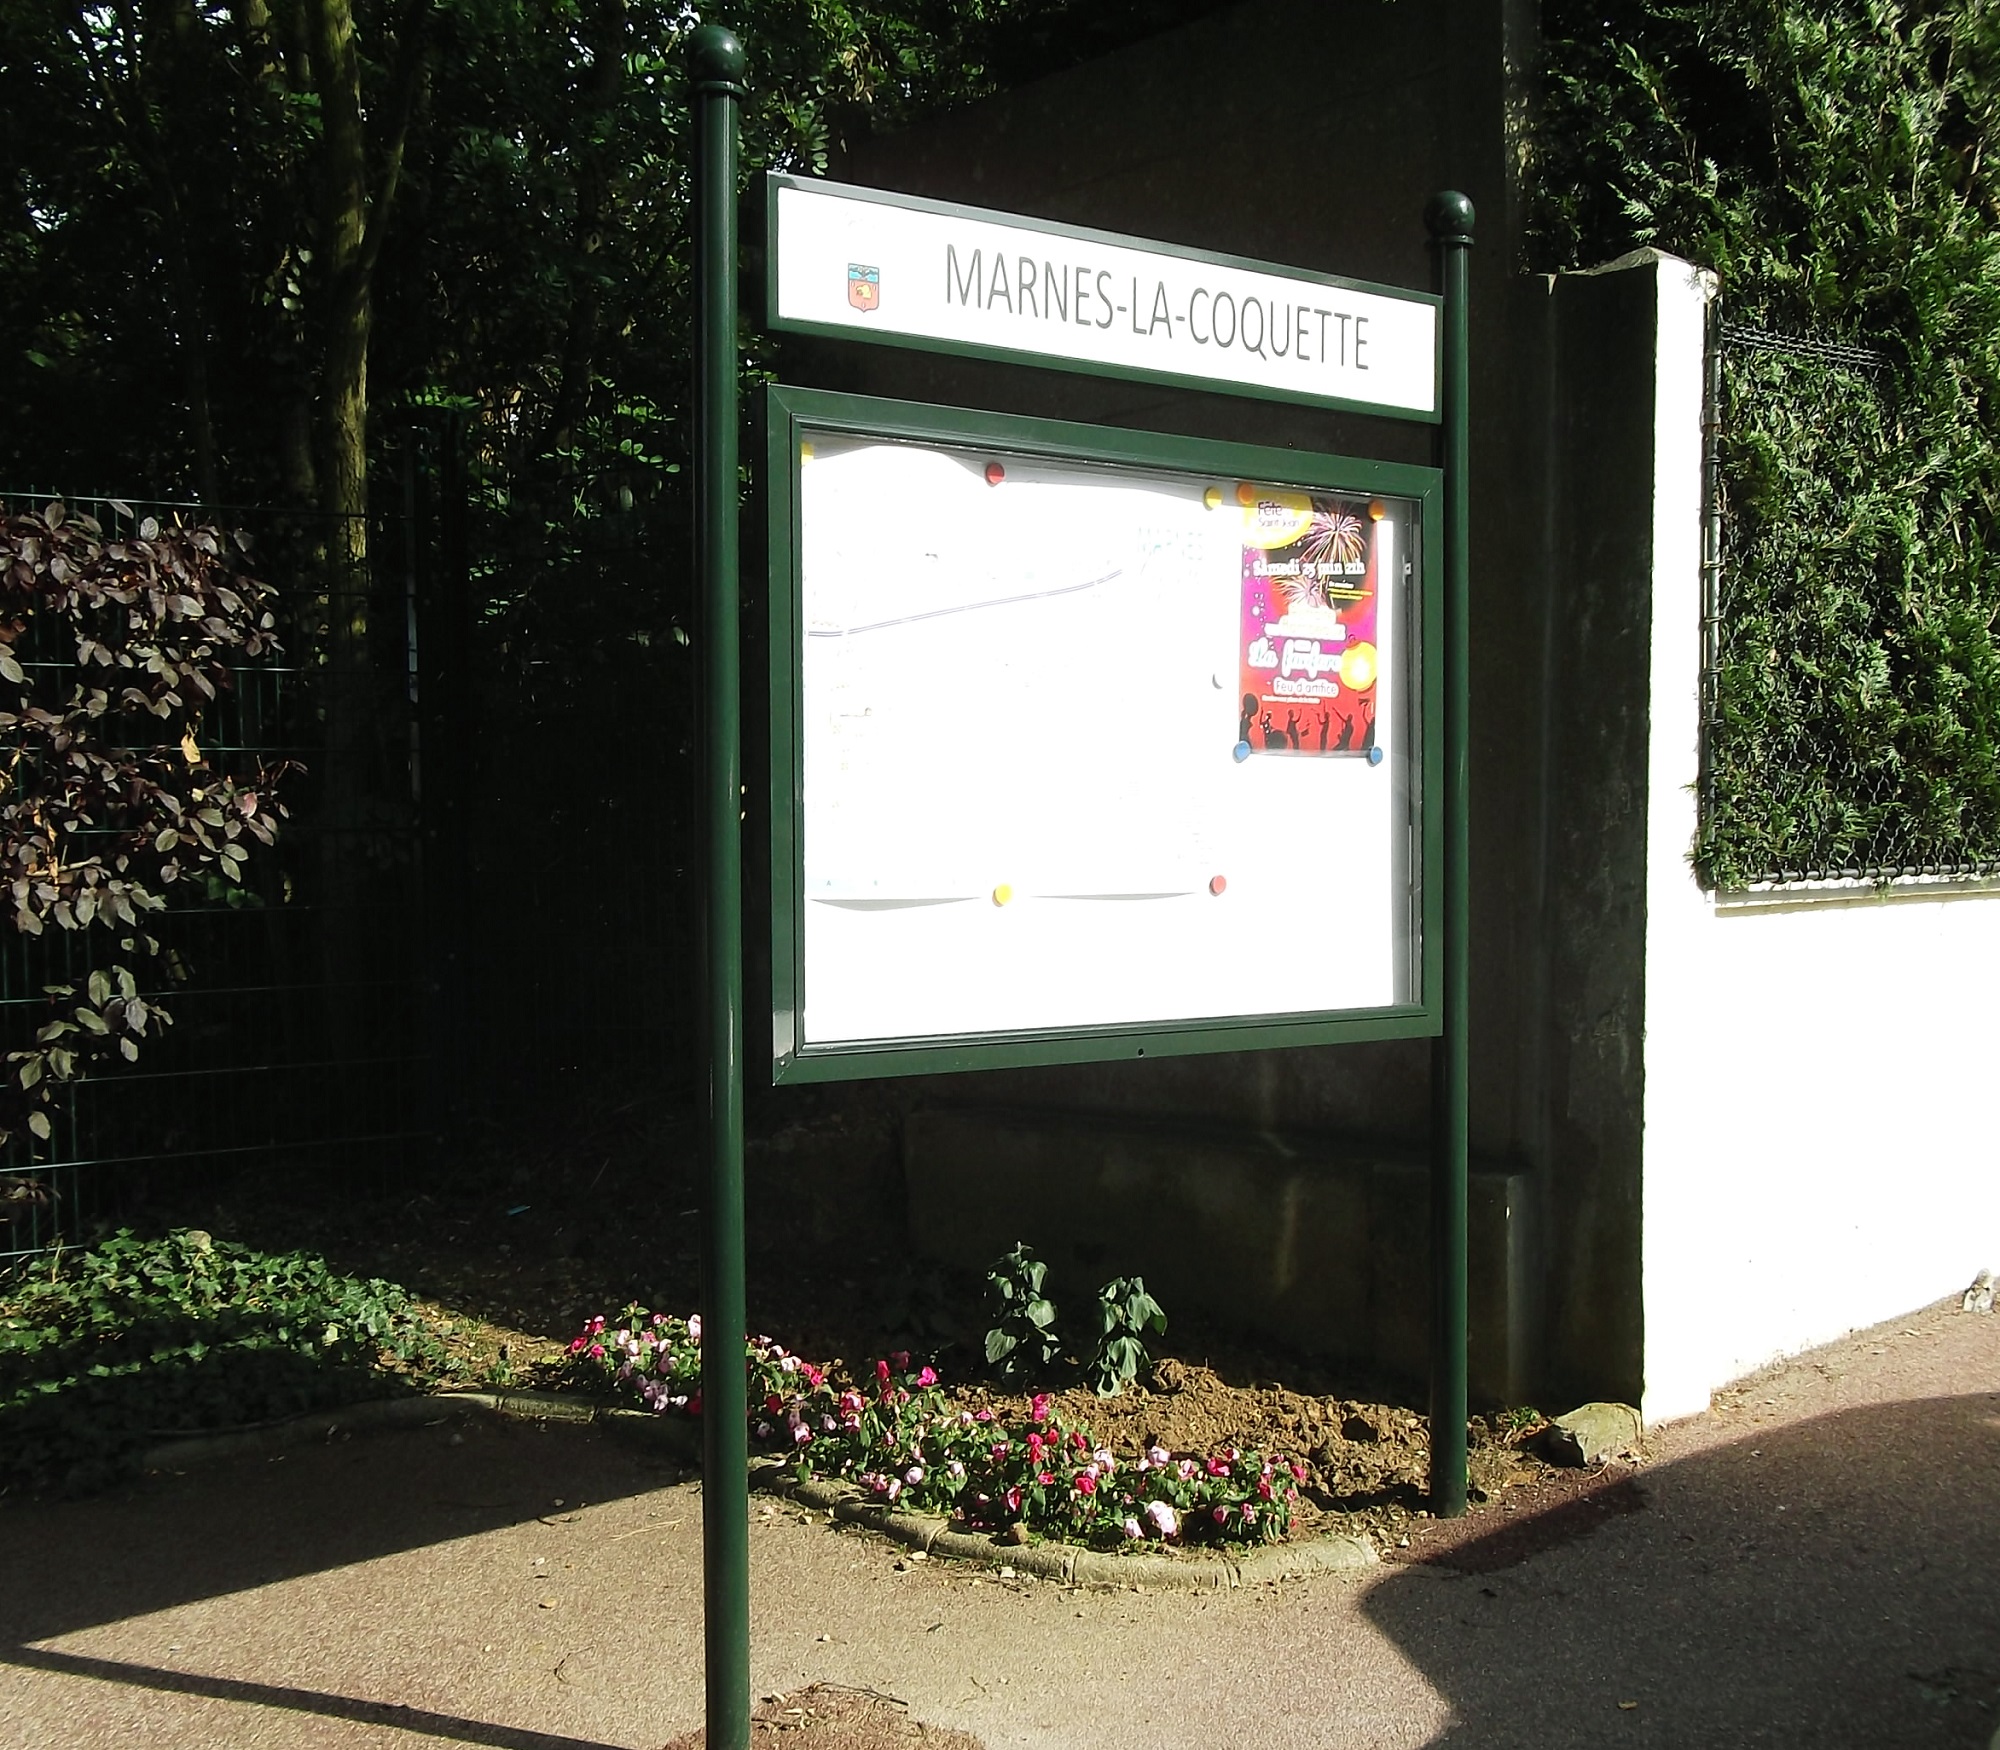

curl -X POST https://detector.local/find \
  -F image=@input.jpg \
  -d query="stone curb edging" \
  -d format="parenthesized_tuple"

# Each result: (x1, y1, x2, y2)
(138, 1389, 1377, 1593)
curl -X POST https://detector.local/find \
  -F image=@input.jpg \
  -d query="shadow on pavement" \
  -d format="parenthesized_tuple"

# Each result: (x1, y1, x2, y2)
(7, 1645, 625, 1750)
(1362, 1392, 2000, 1747)
(0, 1411, 675, 1748)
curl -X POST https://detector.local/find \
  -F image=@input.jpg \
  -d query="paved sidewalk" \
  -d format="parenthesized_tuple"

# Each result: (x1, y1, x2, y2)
(2, 1298, 1995, 1749)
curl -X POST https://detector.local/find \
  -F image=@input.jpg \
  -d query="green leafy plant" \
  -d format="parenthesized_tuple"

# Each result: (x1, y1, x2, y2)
(0, 1228, 447, 1496)
(0, 504, 292, 1167)
(983, 1242, 1061, 1382)
(1088, 1275, 1167, 1398)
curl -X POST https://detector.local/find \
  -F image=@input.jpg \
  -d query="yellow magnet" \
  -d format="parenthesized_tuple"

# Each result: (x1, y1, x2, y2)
(1202, 485, 1223, 510)
(992, 883, 1013, 907)
(800, 441, 815, 462)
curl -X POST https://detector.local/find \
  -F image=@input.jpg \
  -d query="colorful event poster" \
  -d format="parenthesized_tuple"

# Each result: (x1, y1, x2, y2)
(1235, 485, 1383, 757)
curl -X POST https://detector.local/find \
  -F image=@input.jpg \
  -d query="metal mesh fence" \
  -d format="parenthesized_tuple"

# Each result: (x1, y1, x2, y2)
(1699, 320, 2000, 888)
(0, 489, 430, 1262)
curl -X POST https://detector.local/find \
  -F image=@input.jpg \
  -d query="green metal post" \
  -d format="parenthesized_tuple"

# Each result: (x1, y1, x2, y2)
(690, 25, 750, 1750)
(1425, 189, 1473, 1519)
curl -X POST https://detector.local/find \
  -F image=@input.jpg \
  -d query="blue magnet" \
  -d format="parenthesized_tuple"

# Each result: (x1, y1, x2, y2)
(1233, 740, 1251, 763)
(1367, 745, 1384, 766)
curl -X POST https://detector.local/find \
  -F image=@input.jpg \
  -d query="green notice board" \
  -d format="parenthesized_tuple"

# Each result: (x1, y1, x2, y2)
(767, 387, 1442, 1083)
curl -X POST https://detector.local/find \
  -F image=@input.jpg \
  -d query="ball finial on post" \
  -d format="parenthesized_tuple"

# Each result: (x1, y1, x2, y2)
(1424, 190, 1476, 246)
(687, 24, 747, 91)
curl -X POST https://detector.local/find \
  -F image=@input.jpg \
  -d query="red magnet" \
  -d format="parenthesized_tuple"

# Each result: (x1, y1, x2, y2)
(1208, 875, 1227, 896)
(984, 461, 1006, 486)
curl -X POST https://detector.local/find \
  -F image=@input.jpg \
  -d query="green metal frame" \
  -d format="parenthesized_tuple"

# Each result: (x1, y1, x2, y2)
(764, 384, 1443, 1086)
(762, 174, 1444, 425)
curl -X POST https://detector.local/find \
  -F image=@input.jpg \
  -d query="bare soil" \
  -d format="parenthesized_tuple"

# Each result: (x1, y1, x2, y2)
(660, 1684, 988, 1749)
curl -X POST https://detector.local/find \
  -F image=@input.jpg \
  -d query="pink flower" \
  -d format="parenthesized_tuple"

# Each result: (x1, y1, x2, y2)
(588, 1343, 605, 1360)
(1073, 1472, 1096, 1496)
(1144, 1501, 1177, 1538)
(1026, 1432, 1045, 1462)
(1177, 1459, 1199, 1483)
(917, 1366, 937, 1387)
(1241, 1501, 1256, 1522)
(1289, 1461, 1308, 1483)
(794, 1425, 813, 1446)
(802, 1364, 825, 1388)
(906, 1466, 925, 1485)
(890, 1351, 910, 1371)
(1206, 1455, 1231, 1478)
(1257, 1479, 1273, 1501)
(1070, 1431, 1088, 1453)
(1147, 1445, 1170, 1468)
(687, 1315, 701, 1341)
(765, 1393, 785, 1415)
(1212, 1506, 1229, 1525)
(1038, 1471, 1056, 1487)
(1005, 1486, 1023, 1514)
(1030, 1394, 1051, 1425)
(990, 1442, 1011, 1463)
(1122, 1516, 1143, 1540)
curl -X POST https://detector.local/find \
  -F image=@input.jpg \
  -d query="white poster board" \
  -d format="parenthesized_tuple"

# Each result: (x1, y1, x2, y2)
(787, 426, 1422, 1055)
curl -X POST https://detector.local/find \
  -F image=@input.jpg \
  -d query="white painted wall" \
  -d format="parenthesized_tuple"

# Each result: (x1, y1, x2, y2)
(1639, 254, 2000, 1423)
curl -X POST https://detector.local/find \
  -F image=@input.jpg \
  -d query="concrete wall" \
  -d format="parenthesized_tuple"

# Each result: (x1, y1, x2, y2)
(1635, 255, 2000, 1422)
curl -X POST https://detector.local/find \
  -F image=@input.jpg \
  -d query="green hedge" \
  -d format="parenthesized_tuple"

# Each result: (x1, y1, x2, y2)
(1531, 1, 2000, 884)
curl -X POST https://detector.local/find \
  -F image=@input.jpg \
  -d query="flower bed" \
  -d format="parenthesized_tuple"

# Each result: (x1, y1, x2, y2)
(565, 1306, 1302, 1549)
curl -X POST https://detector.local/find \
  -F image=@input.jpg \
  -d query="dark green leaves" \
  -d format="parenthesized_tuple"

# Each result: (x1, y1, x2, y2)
(983, 1241, 1061, 1381)
(1088, 1275, 1166, 1398)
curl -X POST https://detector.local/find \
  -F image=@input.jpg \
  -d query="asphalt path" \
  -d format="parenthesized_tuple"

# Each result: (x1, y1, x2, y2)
(1, 1297, 1994, 1748)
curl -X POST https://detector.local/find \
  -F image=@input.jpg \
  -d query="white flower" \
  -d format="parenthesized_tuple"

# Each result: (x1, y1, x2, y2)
(687, 1314, 702, 1341)
(1145, 1501, 1178, 1538)
(1122, 1517, 1143, 1540)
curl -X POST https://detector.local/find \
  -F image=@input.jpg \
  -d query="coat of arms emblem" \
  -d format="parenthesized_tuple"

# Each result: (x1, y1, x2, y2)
(846, 263, 880, 312)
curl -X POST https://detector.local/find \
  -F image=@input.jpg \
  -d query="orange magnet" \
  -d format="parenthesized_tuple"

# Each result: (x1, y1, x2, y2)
(992, 883, 1013, 906)
(1208, 875, 1227, 896)
(984, 461, 1006, 486)
(1235, 481, 1260, 507)
(1367, 498, 1387, 521)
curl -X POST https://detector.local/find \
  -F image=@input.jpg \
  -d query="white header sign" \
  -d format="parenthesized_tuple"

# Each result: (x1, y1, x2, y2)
(769, 177, 1439, 420)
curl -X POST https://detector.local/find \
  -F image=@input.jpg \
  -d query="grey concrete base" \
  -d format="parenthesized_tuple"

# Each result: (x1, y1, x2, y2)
(905, 1108, 1539, 1403)
(140, 1391, 1373, 1593)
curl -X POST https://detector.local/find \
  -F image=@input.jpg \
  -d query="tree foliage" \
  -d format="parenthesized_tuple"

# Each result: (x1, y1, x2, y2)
(1531, 2, 2000, 881)
(0, 503, 292, 1152)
